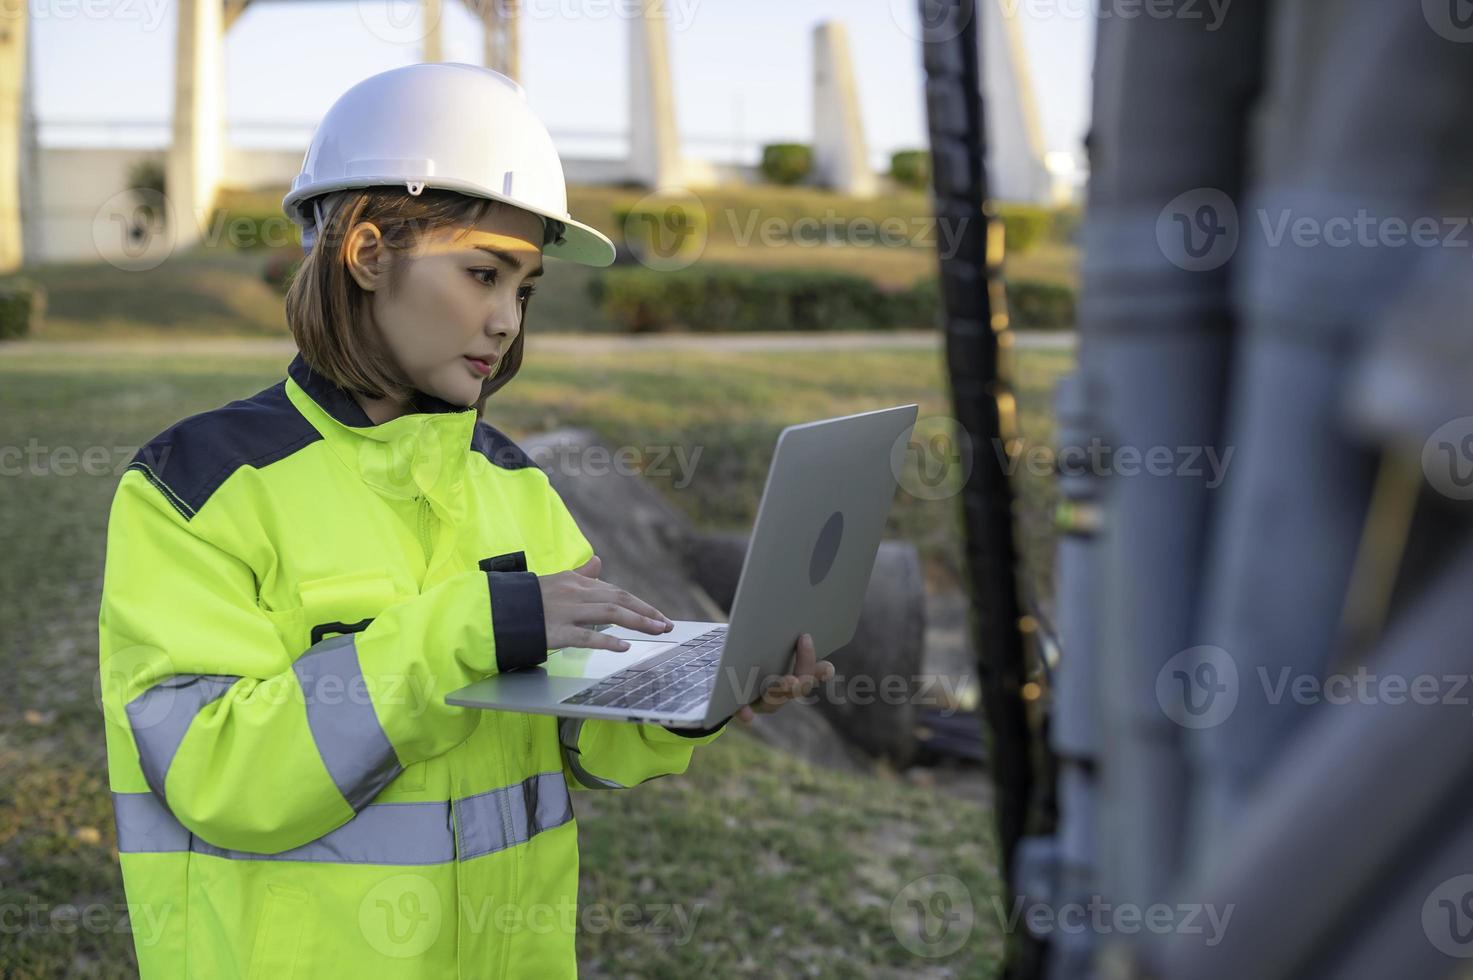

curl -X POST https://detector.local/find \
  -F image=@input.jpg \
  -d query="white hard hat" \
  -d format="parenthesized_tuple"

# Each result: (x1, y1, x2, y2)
(282, 62, 615, 267)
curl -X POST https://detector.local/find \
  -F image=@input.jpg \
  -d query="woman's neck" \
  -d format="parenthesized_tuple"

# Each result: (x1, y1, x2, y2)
(352, 389, 410, 426)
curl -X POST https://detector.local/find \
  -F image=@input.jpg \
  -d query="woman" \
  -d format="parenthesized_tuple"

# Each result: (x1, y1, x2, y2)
(97, 63, 833, 978)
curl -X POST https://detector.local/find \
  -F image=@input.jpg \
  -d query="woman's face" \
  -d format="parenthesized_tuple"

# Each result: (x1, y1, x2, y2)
(345, 203, 545, 415)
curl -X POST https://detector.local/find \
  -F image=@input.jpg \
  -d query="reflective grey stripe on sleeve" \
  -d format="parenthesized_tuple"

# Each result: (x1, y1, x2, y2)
(112, 768, 573, 865)
(292, 632, 404, 811)
(558, 717, 630, 790)
(112, 789, 452, 865)
(453, 771, 575, 860)
(125, 674, 240, 801)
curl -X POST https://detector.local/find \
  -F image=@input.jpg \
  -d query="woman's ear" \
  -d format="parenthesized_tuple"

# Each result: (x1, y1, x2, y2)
(344, 220, 389, 292)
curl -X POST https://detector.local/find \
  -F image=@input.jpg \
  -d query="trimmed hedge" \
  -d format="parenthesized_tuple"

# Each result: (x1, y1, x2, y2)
(995, 204, 1052, 255)
(591, 266, 931, 332)
(890, 150, 930, 191)
(760, 143, 813, 186)
(589, 266, 1075, 333)
(889, 277, 1075, 331)
(1005, 279, 1075, 329)
(0, 277, 45, 340)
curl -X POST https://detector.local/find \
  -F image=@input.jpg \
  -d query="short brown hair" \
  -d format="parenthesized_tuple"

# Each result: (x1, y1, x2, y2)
(285, 187, 559, 418)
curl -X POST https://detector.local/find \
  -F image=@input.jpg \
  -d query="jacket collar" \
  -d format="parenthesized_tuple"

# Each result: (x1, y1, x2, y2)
(287, 351, 470, 426)
(284, 351, 478, 507)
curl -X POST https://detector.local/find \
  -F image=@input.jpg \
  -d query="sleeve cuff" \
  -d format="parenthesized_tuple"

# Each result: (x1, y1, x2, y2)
(486, 570, 548, 673)
(661, 715, 733, 738)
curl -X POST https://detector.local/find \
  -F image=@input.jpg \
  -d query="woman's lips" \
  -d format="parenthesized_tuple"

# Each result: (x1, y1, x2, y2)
(464, 355, 496, 376)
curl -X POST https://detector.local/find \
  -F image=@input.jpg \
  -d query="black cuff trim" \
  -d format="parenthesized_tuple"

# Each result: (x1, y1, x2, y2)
(486, 570, 548, 673)
(662, 715, 732, 738)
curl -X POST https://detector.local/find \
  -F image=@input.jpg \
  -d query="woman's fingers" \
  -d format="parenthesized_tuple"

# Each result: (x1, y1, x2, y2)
(589, 589, 674, 627)
(564, 626, 633, 652)
(580, 601, 671, 636)
(794, 632, 816, 678)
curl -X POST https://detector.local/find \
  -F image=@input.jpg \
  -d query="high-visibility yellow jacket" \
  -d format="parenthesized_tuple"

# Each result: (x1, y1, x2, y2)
(97, 352, 729, 979)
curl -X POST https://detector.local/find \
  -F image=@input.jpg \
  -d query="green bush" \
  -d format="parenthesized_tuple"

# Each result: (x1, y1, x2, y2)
(890, 150, 930, 191)
(996, 204, 1052, 255)
(0, 276, 45, 340)
(759, 143, 813, 186)
(902, 275, 1075, 331)
(1006, 279, 1075, 329)
(590, 265, 939, 333)
(590, 266, 1074, 334)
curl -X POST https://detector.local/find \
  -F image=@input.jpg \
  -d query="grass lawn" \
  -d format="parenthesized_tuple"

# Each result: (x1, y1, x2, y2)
(0, 342, 1072, 978)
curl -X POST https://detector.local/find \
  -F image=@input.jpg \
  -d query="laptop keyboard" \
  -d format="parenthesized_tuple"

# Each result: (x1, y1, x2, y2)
(559, 627, 726, 713)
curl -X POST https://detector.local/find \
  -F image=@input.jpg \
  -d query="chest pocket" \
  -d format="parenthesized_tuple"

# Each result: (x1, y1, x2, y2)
(298, 570, 402, 646)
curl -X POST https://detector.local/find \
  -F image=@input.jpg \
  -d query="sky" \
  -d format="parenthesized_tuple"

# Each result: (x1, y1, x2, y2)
(29, 0, 1093, 169)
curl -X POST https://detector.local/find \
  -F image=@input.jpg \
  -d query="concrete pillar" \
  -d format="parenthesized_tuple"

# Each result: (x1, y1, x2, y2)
(422, 0, 443, 63)
(979, 0, 1051, 203)
(168, 0, 224, 251)
(628, 0, 684, 190)
(18, 0, 38, 264)
(475, 0, 520, 81)
(0, 3, 30, 272)
(811, 22, 878, 198)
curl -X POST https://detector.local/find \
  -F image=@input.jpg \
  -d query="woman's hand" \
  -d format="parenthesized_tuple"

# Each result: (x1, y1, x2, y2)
(538, 554, 674, 652)
(734, 632, 836, 727)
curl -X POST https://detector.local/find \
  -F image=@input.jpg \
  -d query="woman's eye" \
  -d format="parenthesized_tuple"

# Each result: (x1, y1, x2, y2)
(470, 269, 536, 302)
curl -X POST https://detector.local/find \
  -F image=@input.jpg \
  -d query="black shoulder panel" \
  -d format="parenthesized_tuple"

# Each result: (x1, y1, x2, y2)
(471, 421, 539, 471)
(124, 381, 322, 520)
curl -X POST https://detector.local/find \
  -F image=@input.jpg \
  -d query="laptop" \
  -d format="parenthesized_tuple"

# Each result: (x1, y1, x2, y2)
(445, 403, 919, 728)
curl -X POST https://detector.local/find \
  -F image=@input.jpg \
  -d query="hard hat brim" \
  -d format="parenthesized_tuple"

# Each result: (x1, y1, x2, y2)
(282, 178, 617, 268)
